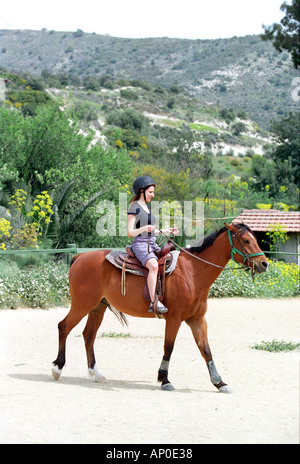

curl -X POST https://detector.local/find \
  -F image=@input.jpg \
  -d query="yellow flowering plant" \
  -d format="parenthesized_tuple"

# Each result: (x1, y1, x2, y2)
(27, 191, 53, 237)
(264, 223, 289, 252)
(9, 189, 27, 216)
(9, 223, 38, 249)
(7, 190, 53, 249)
(0, 218, 12, 250)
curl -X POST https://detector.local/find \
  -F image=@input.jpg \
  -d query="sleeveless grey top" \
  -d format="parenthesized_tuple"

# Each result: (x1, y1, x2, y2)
(127, 201, 156, 237)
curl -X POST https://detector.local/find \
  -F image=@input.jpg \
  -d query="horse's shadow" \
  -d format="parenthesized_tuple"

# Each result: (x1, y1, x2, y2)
(8, 373, 198, 393)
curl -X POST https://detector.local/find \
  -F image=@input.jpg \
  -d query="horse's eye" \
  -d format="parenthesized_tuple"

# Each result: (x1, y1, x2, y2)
(243, 239, 250, 244)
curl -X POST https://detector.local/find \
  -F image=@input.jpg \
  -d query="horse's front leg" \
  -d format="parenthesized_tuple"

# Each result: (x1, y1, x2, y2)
(158, 316, 182, 391)
(186, 315, 232, 393)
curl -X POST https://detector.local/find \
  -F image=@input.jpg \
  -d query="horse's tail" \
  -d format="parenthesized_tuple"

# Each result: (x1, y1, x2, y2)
(108, 305, 129, 327)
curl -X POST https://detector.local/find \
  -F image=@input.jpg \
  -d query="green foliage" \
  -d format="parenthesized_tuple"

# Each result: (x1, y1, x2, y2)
(73, 102, 98, 121)
(120, 89, 139, 101)
(0, 259, 70, 308)
(270, 112, 300, 186)
(48, 183, 109, 247)
(0, 217, 11, 250)
(1, 30, 298, 128)
(0, 103, 133, 248)
(261, 0, 300, 69)
(106, 108, 150, 133)
(99, 332, 131, 338)
(0, 254, 298, 309)
(246, 112, 300, 203)
(6, 189, 53, 249)
(264, 223, 289, 252)
(7, 89, 53, 115)
(1, 68, 299, 253)
(73, 29, 84, 38)
(83, 75, 100, 91)
(209, 260, 300, 298)
(219, 108, 236, 124)
(231, 122, 246, 135)
(252, 339, 300, 352)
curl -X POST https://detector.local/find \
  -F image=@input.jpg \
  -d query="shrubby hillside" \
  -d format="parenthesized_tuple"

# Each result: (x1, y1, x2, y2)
(0, 23, 299, 250)
(0, 29, 298, 128)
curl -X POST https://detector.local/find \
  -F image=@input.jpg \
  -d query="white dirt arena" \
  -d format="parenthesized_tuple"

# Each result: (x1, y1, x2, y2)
(0, 298, 299, 444)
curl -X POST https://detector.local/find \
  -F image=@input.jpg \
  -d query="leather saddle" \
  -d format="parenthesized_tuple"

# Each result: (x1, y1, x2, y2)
(113, 242, 176, 302)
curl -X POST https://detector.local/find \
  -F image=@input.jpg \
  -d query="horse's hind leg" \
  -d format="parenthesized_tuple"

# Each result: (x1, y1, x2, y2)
(52, 305, 87, 380)
(83, 300, 107, 382)
(158, 316, 182, 391)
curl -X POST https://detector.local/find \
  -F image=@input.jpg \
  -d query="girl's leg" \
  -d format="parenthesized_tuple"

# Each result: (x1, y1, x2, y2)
(145, 258, 168, 314)
(145, 257, 158, 302)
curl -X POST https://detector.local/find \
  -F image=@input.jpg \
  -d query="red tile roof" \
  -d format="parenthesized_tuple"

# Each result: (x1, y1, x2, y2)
(234, 210, 300, 232)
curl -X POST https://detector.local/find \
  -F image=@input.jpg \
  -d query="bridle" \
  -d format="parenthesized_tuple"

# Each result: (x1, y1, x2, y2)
(159, 228, 264, 272)
(227, 229, 265, 268)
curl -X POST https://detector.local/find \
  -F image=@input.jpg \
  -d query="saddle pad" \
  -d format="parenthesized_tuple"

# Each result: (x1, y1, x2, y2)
(106, 250, 180, 276)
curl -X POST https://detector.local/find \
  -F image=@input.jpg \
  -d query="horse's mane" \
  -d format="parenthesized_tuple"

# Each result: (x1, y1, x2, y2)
(188, 223, 253, 255)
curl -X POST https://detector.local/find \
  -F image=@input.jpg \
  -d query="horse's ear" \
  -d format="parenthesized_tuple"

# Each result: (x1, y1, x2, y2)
(224, 223, 235, 232)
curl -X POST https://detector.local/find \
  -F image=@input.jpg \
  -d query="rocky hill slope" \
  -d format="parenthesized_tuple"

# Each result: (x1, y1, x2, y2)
(0, 29, 298, 128)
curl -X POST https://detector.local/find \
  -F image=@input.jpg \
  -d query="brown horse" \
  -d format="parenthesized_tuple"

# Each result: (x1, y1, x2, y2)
(52, 223, 268, 392)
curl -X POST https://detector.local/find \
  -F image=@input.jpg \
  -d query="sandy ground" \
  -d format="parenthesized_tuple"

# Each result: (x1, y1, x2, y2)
(0, 298, 299, 444)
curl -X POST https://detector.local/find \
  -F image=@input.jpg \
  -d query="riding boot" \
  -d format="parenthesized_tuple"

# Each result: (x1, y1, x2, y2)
(148, 300, 168, 314)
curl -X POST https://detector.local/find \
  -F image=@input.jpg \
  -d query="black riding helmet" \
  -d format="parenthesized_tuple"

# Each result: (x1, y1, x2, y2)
(133, 176, 155, 195)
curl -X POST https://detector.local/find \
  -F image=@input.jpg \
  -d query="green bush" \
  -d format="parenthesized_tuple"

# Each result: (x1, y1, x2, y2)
(252, 339, 300, 352)
(0, 261, 70, 308)
(106, 108, 149, 133)
(120, 89, 138, 101)
(7, 89, 53, 115)
(0, 256, 298, 309)
(209, 259, 300, 298)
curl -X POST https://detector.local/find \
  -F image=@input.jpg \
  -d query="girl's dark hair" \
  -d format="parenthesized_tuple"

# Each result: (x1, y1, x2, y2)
(129, 193, 141, 204)
(129, 184, 154, 204)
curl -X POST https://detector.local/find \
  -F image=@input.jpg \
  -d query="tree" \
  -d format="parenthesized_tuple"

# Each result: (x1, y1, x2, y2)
(261, 1, 300, 206)
(0, 105, 133, 247)
(251, 155, 276, 194)
(231, 122, 247, 135)
(19, 105, 93, 189)
(46, 181, 109, 248)
(262, 0, 300, 68)
(167, 129, 213, 180)
(106, 108, 150, 134)
(270, 112, 300, 186)
(83, 75, 100, 91)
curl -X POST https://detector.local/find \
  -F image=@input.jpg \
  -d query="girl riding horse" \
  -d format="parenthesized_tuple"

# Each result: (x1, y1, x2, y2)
(127, 176, 179, 314)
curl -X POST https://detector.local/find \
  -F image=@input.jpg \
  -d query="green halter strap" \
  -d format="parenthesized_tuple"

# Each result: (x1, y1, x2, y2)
(227, 230, 264, 266)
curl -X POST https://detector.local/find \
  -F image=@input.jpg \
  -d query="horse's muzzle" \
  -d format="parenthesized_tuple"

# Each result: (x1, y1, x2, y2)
(254, 259, 269, 274)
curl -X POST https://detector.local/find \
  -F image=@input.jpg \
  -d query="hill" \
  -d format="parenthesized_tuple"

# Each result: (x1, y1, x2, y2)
(43, 79, 274, 160)
(0, 68, 298, 251)
(0, 29, 298, 129)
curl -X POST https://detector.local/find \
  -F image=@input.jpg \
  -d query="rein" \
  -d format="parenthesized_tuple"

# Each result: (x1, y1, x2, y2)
(159, 229, 264, 273)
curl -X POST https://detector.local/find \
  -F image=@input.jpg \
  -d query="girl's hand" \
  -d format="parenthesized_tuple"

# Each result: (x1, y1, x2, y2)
(144, 225, 156, 233)
(161, 227, 179, 236)
(169, 227, 179, 236)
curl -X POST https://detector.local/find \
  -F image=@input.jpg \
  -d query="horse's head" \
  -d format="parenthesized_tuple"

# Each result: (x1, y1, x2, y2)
(225, 223, 269, 274)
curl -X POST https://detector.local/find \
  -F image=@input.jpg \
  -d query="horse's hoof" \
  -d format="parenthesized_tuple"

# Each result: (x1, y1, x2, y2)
(161, 382, 175, 391)
(218, 385, 232, 394)
(52, 365, 62, 381)
(88, 364, 106, 382)
(94, 373, 107, 382)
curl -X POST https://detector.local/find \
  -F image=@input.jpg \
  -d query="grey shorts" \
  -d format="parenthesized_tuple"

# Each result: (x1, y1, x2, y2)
(131, 236, 160, 267)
